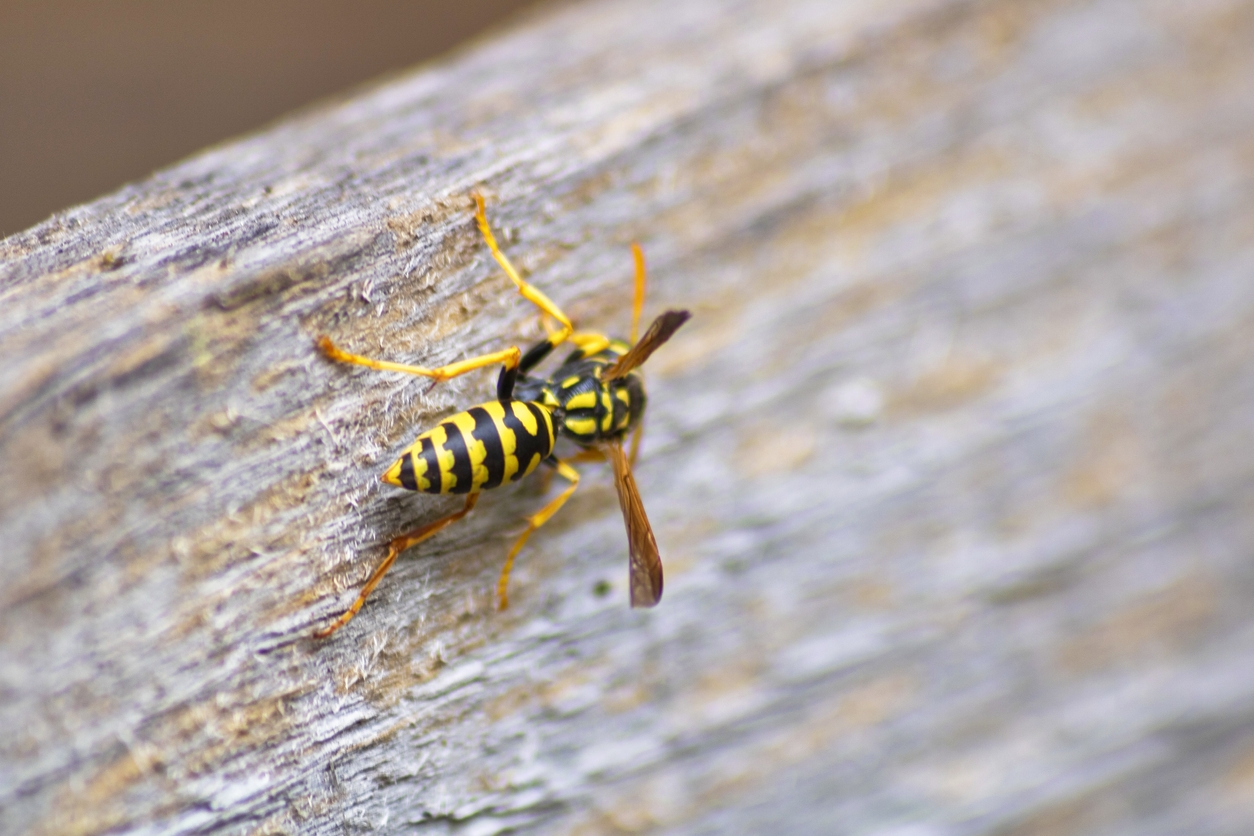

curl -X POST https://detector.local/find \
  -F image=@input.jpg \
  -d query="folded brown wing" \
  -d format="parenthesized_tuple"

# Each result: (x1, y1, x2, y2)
(602, 440, 663, 607)
(602, 309, 691, 381)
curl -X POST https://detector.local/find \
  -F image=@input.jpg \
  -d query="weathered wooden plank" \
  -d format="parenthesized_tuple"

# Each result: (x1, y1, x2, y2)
(3, 0, 1254, 834)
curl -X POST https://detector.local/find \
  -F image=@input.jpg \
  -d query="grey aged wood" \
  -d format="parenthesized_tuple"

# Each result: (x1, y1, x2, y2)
(4, 0, 1254, 833)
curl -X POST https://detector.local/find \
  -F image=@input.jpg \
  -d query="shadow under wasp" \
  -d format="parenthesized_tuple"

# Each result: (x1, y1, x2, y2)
(313, 194, 690, 637)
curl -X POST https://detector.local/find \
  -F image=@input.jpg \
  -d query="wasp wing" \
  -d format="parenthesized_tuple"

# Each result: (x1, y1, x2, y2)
(602, 440, 663, 607)
(603, 309, 691, 380)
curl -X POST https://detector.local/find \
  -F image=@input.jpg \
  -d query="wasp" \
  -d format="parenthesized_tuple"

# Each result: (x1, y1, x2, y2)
(313, 194, 690, 638)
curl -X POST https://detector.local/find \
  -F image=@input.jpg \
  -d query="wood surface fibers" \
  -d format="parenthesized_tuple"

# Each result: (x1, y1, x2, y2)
(4, 0, 1254, 834)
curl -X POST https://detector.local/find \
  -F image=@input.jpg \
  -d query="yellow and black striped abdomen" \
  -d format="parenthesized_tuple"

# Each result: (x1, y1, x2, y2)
(382, 400, 555, 495)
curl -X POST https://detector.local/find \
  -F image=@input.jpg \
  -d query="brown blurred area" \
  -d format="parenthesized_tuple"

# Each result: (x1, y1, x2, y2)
(0, 1, 538, 236)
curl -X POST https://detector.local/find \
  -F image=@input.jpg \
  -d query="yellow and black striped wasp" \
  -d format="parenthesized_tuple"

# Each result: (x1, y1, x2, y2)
(313, 194, 689, 638)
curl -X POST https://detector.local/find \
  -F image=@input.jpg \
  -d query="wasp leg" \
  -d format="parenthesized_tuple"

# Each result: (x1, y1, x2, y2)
(474, 194, 574, 348)
(497, 459, 580, 609)
(532, 448, 601, 498)
(630, 242, 646, 344)
(517, 330, 612, 375)
(540, 311, 562, 338)
(569, 331, 612, 355)
(548, 244, 642, 355)
(568, 447, 607, 465)
(518, 334, 558, 375)
(622, 245, 649, 465)
(317, 337, 521, 388)
(314, 493, 480, 638)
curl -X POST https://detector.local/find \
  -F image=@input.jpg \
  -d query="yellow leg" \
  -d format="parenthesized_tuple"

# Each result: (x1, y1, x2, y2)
(568, 448, 607, 465)
(541, 312, 561, 338)
(569, 331, 612, 355)
(314, 493, 479, 638)
(626, 246, 648, 464)
(317, 336, 520, 384)
(497, 459, 580, 609)
(474, 193, 574, 347)
(533, 448, 600, 494)
(630, 242, 647, 344)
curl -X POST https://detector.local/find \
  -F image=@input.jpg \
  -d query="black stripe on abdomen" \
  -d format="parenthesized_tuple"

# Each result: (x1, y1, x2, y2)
(398, 452, 418, 491)
(417, 435, 441, 495)
(468, 406, 507, 490)
(526, 402, 554, 457)
(439, 420, 475, 494)
(502, 402, 553, 481)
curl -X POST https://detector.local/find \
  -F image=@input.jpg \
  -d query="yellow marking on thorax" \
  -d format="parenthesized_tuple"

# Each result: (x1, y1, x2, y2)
(616, 410, 631, 432)
(612, 387, 633, 432)
(565, 391, 598, 411)
(565, 416, 598, 436)
(599, 390, 613, 432)
(560, 375, 582, 390)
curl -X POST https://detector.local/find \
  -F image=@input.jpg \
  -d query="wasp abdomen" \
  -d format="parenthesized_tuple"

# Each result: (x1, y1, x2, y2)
(383, 400, 555, 495)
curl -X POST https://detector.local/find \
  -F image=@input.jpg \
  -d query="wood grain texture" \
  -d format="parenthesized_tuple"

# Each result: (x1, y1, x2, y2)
(4, 0, 1254, 833)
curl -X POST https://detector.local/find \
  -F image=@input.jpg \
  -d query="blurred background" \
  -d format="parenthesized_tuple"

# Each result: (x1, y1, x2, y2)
(0, 0, 537, 237)
(7, 1, 1254, 832)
